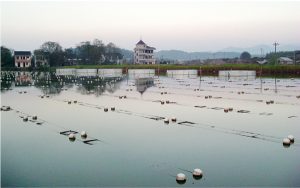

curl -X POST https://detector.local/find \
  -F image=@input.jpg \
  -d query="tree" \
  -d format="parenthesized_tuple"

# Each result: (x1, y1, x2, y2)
(38, 41, 64, 66)
(40, 41, 63, 53)
(240, 51, 251, 60)
(104, 42, 123, 64)
(1, 46, 14, 67)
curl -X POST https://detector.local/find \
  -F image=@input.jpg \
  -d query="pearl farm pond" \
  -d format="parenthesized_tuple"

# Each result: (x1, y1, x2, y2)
(1, 69, 300, 187)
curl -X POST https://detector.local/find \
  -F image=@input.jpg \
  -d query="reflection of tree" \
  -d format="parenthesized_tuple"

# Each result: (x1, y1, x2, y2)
(1, 71, 124, 96)
(76, 76, 122, 96)
(33, 72, 64, 95)
(1, 72, 14, 91)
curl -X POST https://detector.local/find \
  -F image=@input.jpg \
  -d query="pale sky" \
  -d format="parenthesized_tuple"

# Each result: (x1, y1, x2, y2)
(1, 0, 300, 52)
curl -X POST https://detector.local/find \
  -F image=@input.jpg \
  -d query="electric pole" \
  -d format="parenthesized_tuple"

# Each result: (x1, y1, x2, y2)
(273, 42, 279, 53)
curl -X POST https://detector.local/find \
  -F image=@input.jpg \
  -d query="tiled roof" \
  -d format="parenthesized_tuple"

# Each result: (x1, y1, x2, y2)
(14, 51, 31, 56)
(279, 57, 293, 61)
(136, 40, 146, 45)
(146, 45, 156, 50)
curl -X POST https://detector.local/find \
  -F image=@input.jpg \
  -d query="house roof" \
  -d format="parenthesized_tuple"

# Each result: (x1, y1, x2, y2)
(146, 45, 156, 50)
(136, 40, 146, 45)
(14, 51, 31, 56)
(279, 57, 293, 61)
(257, 59, 268, 64)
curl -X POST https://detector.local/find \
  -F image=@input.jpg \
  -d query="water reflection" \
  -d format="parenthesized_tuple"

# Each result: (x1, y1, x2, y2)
(218, 70, 256, 81)
(128, 69, 155, 79)
(167, 70, 198, 79)
(15, 72, 34, 86)
(1, 70, 124, 96)
(98, 69, 122, 78)
(135, 78, 154, 95)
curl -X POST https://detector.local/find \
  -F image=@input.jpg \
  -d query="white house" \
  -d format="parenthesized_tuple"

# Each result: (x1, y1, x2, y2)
(35, 55, 49, 67)
(256, 59, 268, 65)
(278, 57, 293, 65)
(134, 40, 156, 64)
(14, 51, 32, 68)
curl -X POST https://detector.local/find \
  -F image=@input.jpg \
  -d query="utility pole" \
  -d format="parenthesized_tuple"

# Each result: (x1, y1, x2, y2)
(273, 42, 279, 53)
(273, 42, 279, 65)
(273, 41, 279, 93)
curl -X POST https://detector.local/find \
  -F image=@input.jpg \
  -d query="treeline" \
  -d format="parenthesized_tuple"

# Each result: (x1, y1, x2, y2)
(266, 51, 300, 59)
(1, 39, 123, 67)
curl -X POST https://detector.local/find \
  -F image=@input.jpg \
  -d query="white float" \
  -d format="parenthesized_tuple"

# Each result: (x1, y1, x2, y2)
(176, 173, 186, 184)
(81, 131, 87, 139)
(193, 168, 203, 179)
(283, 138, 291, 146)
(287, 135, 294, 143)
(69, 133, 76, 141)
(164, 118, 169, 124)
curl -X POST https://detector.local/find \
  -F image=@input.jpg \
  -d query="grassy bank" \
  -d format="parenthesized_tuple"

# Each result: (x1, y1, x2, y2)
(60, 64, 300, 77)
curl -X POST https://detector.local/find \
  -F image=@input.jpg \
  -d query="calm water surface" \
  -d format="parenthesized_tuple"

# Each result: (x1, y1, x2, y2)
(1, 70, 300, 187)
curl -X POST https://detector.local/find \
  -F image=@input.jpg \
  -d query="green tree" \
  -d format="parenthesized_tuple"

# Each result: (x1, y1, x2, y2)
(38, 41, 64, 66)
(1, 46, 14, 67)
(240, 51, 251, 60)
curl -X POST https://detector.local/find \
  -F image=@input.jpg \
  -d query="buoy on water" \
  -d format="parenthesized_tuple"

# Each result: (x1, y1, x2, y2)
(81, 131, 87, 139)
(283, 138, 291, 146)
(176, 173, 187, 184)
(23, 116, 28, 122)
(69, 133, 76, 141)
(192, 168, 203, 180)
(287, 135, 294, 143)
(164, 118, 169, 124)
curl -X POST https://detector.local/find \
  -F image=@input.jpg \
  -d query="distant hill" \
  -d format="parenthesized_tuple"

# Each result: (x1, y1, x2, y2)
(222, 44, 300, 56)
(154, 50, 240, 60)
(120, 44, 300, 61)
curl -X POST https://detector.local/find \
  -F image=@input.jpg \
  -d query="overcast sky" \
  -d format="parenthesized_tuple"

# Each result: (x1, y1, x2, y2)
(1, 0, 300, 52)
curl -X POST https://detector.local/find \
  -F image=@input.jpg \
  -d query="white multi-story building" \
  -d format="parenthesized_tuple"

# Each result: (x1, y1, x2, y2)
(14, 51, 32, 68)
(134, 40, 156, 64)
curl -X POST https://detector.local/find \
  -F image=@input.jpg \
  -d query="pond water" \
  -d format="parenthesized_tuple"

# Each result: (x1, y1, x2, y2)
(1, 69, 300, 187)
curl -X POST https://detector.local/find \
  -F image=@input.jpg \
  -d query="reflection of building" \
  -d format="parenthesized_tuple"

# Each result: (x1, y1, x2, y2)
(15, 72, 33, 86)
(134, 40, 156, 64)
(14, 51, 32, 68)
(135, 78, 154, 94)
(278, 57, 293, 65)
